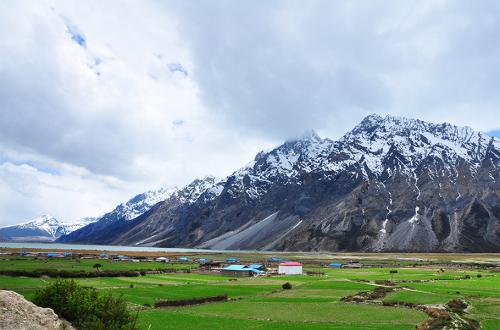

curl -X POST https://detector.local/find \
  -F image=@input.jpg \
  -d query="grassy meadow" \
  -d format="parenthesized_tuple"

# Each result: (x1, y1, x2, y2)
(0, 253, 498, 329)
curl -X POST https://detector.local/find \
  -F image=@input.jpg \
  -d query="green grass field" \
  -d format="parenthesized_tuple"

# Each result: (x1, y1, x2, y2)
(0, 256, 197, 272)
(0, 255, 498, 329)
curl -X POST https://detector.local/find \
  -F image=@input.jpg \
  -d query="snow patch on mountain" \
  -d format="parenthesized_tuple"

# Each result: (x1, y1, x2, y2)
(340, 114, 498, 175)
(114, 187, 179, 221)
(0, 215, 97, 241)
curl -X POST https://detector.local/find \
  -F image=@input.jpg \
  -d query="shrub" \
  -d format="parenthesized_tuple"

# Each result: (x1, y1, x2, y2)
(33, 279, 137, 330)
(282, 282, 292, 290)
(477, 274, 482, 278)
(464, 275, 471, 279)
(389, 270, 398, 274)
(154, 295, 228, 307)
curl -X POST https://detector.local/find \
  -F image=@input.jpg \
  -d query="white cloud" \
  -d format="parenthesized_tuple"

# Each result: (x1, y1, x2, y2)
(0, 0, 271, 225)
(1, 0, 499, 225)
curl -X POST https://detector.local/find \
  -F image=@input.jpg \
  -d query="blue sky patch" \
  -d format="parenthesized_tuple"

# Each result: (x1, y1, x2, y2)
(26, 161, 61, 175)
(66, 23, 86, 47)
(0, 156, 61, 176)
(486, 129, 500, 137)
(168, 62, 188, 76)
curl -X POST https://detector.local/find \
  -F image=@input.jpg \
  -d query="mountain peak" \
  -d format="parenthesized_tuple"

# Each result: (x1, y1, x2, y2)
(298, 129, 321, 141)
(284, 129, 322, 144)
(27, 214, 58, 226)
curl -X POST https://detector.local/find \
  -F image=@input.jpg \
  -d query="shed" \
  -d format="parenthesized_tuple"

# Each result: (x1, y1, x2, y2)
(267, 257, 283, 263)
(46, 252, 63, 258)
(278, 262, 303, 275)
(155, 257, 169, 262)
(178, 257, 190, 262)
(199, 261, 222, 270)
(226, 257, 239, 263)
(328, 263, 343, 268)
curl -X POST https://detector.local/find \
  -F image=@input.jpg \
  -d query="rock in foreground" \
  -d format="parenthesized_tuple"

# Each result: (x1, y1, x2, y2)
(0, 290, 74, 330)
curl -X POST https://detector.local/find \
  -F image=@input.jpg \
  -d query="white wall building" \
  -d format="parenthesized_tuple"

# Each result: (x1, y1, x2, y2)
(278, 261, 303, 275)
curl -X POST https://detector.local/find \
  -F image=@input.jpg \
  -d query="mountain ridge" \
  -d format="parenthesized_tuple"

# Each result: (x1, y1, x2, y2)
(52, 114, 500, 251)
(0, 215, 96, 242)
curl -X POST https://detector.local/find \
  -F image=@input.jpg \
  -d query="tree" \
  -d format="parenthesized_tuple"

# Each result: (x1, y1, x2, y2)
(93, 263, 102, 272)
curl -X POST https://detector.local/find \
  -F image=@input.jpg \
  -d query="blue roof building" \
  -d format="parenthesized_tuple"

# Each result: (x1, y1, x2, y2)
(222, 265, 265, 276)
(328, 263, 343, 268)
(248, 264, 264, 270)
(178, 256, 190, 262)
(226, 257, 239, 263)
(267, 257, 283, 262)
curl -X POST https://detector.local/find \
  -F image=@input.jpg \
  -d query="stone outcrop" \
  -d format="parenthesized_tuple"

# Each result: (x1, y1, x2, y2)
(0, 290, 74, 330)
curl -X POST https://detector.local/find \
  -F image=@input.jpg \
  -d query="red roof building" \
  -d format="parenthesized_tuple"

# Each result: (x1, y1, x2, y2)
(278, 261, 303, 275)
(279, 261, 302, 266)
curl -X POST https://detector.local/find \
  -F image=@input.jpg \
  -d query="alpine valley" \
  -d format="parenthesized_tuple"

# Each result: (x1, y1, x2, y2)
(39, 115, 500, 251)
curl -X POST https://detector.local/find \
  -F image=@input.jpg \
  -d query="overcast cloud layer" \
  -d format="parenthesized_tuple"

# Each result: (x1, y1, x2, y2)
(1, 0, 499, 225)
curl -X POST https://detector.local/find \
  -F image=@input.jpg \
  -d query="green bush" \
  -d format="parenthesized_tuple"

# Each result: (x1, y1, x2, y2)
(282, 282, 292, 290)
(33, 279, 137, 330)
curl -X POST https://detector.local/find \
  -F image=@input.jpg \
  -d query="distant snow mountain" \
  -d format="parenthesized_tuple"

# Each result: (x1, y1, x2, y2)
(59, 114, 500, 252)
(57, 183, 198, 244)
(0, 215, 96, 242)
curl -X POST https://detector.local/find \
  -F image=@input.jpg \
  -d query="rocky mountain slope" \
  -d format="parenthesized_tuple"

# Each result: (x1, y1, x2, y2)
(60, 115, 500, 252)
(0, 215, 95, 242)
(57, 185, 202, 244)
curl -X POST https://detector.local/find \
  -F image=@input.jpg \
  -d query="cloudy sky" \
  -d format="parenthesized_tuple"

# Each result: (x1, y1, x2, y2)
(1, 0, 500, 226)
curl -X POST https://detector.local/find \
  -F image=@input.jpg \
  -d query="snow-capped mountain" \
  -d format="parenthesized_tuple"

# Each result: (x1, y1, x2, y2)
(60, 115, 500, 252)
(0, 215, 96, 242)
(109, 187, 179, 221)
(57, 179, 220, 244)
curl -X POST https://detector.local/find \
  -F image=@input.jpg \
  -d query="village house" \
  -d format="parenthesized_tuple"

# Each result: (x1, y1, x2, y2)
(221, 265, 265, 277)
(155, 257, 169, 263)
(278, 261, 303, 275)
